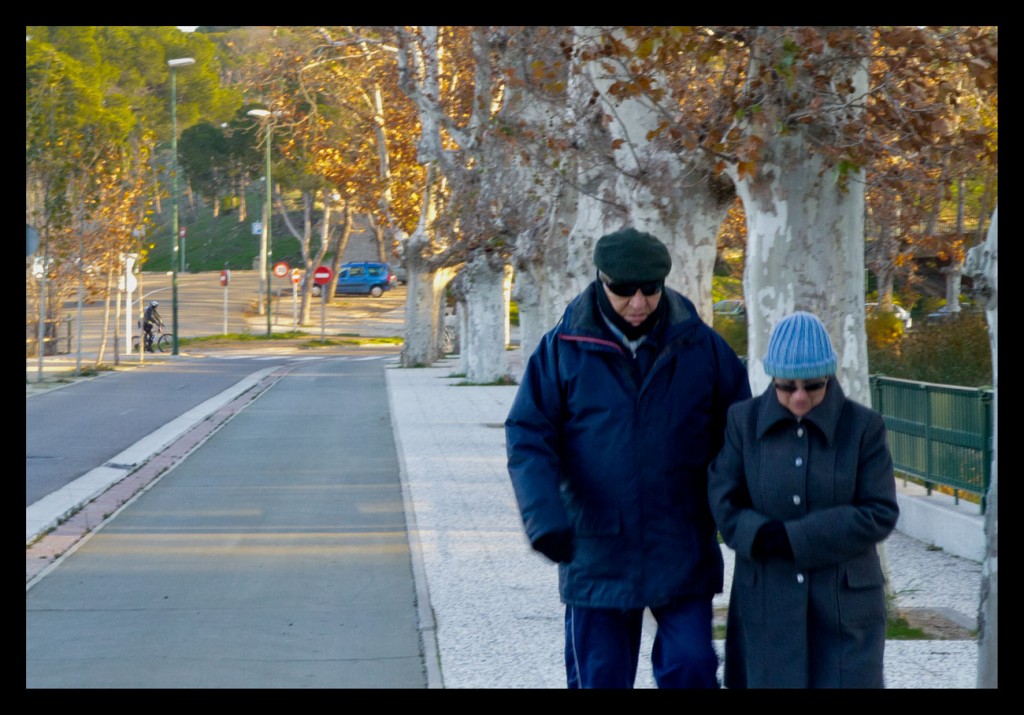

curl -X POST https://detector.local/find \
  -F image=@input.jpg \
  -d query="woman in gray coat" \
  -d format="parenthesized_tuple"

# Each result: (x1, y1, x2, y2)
(707, 311, 900, 688)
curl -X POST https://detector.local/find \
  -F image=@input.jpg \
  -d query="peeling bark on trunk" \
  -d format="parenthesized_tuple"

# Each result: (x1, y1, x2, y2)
(966, 207, 997, 688)
(586, 27, 730, 321)
(628, 178, 730, 323)
(575, 26, 731, 324)
(400, 222, 460, 367)
(511, 264, 561, 365)
(942, 262, 964, 312)
(400, 277, 437, 367)
(456, 302, 469, 372)
(514, 193, 577, 353)
(734, 138, 869, 406)
(394, 28, 467, 370)
(461, 254, 512, 384)
(564, 136, 628, 304)
(509, 176, 576, 362)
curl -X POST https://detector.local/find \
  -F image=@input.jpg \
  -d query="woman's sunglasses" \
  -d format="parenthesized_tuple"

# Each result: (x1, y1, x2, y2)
(601, 278, 663, 297)
(774, 379, 828, 393)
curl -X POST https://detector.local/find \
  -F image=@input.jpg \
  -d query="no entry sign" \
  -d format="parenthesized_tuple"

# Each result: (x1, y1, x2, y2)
(313, 266, 333, 285)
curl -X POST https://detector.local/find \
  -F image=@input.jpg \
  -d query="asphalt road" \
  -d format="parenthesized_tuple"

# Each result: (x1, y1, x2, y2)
(27, 356, 304, 506)
(26, 351, 424, 688)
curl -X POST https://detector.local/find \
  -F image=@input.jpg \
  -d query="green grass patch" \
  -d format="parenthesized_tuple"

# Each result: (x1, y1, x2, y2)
(144, 187, 310, 273)
(711, 274, 743, 303)
(453, 375, 518, 386)
(27, 363, 116, 385)
(713, 613, 932, 640)
(885, 615, 928, 640)
(297, 339, 352, 348)
(73, 366, 112, 376)
(180, 332, 401, 347)
(298, 336, 402, 348)
(184, 331, 309, 343)
(352, 336, 403, 345)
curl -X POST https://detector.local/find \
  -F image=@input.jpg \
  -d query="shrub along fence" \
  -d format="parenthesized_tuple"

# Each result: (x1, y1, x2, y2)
(869, 375, 993, 514)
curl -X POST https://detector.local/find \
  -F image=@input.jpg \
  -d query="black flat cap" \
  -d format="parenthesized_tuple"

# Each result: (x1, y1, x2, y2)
(594, 228, 672, 283)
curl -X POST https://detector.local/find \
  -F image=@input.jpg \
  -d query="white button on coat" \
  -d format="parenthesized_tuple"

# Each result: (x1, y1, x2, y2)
(793, 495, 801, 505)
(795, 457, 803, 467)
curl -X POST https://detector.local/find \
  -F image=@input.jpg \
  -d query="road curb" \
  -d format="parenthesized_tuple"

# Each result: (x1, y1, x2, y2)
(26, 364, 293, 588)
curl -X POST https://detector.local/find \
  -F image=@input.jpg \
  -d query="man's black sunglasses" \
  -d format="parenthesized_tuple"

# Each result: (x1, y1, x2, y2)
(601, 278, 663, 297)
(774, 379, 828, 393)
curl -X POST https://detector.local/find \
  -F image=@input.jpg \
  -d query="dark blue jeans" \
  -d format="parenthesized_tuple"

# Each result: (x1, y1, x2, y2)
(565, 597, 719, 689)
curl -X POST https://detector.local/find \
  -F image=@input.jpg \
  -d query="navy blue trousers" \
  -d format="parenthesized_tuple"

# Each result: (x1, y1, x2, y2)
(565, 597, 719, 689)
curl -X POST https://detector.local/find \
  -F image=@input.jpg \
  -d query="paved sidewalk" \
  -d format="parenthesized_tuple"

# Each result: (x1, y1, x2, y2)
(386, 356, 982, 689)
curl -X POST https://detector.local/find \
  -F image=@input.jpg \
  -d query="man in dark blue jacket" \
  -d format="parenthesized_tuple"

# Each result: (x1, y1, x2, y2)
(505, 228, 751, 688)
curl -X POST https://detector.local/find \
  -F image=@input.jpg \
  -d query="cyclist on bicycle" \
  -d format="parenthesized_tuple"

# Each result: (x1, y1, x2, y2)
(143, 300, 164, 352)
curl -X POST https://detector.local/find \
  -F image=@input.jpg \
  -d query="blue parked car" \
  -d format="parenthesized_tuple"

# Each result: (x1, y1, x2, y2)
(313, 261, 396, 298)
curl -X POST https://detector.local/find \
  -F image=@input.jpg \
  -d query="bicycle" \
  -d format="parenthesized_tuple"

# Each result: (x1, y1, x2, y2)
(132, 324, 172, 353)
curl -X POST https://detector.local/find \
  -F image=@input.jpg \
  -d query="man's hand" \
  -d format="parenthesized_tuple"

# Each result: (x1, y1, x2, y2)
(532, 529, 575, 564)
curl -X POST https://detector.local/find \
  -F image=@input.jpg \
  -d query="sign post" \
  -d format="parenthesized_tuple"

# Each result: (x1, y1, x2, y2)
(220, 269, 230, 334)
(120, 254, 138, 357)
(313, 266, 333, 342)
(272, 261, 289, 328)
(290, 268, 301, 328)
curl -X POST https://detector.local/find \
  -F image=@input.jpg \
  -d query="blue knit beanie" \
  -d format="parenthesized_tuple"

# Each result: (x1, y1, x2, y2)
(763, 311, 837, 379)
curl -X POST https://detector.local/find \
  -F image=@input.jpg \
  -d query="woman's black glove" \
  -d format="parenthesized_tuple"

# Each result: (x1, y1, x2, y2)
(532, 529, 575, 564)
(751, 520, 794, 561)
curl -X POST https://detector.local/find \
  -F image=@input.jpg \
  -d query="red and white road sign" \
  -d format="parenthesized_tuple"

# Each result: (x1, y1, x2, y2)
(179, 227, 186, 238)
(291, 268, 302, 285)
(273, 260, 290, 278)
(219, 269, 230, 286)
(313, 266, 333, 285)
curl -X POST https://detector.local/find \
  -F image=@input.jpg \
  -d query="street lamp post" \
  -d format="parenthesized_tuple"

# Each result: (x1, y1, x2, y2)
(168, 56, 195, 355)
(248, 108, 273, 337)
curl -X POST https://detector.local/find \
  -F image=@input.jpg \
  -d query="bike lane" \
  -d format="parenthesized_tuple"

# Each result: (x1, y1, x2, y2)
(26, 355, 426, 688)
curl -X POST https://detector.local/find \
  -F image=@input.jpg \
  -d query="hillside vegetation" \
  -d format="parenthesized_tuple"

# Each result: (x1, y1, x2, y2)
(145, 186, 315, 273)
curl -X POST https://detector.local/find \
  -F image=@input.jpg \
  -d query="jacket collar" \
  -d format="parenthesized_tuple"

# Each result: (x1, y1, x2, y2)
(563, 281, 698, 341)
(755, 377, 846, 445)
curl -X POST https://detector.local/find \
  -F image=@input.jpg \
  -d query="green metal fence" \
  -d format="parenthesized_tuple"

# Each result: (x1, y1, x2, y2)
(869, 375, 993, 514)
